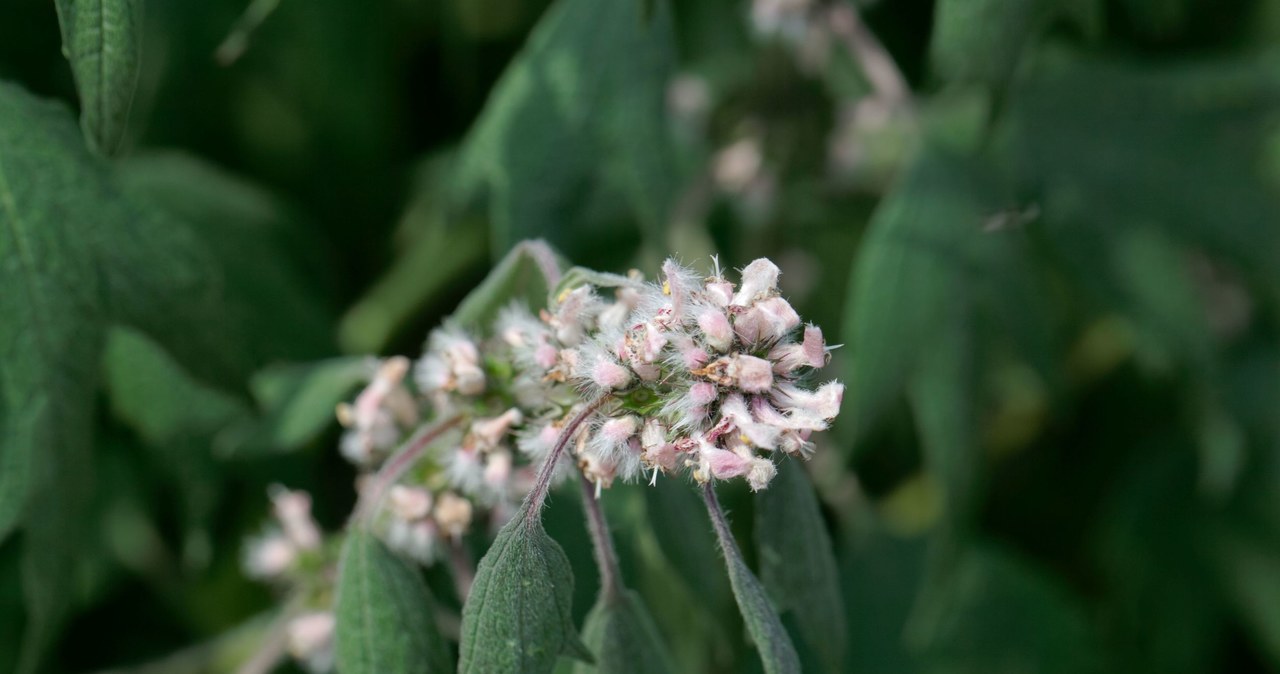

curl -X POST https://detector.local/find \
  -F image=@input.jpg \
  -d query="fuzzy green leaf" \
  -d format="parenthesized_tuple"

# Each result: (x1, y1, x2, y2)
(339, 156, 490, 353)
(216, 356, 372, 456)
(54, 0, 143, 154)
(573, 590, 676, 674)
(705, 485, 800, 674)
(460, 508, 592, 673)
(454, 0, 678, 255)
(103, 327, 248, 445)
(754, 460, 847, 674)
(451, 240, 564, 329)
(0, 81, 298, 673)
(335, 529, 452, 674)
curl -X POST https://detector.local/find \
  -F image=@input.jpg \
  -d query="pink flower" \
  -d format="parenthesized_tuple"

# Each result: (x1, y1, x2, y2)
(729, 354, 774, 393)
(732, 258, 780, 306)
(697, 307, 734, 352)
(270, 486, 321, 551)
(388, 485, 433, 520)
(591, 358, 633, 390)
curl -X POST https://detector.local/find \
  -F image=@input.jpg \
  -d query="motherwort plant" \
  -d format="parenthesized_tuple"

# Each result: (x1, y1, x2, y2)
(244, 243, 845, 674)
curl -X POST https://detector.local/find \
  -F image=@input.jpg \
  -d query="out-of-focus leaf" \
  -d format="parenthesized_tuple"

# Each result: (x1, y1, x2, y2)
(460, 507, 591, 673)
(754, 459, 846, 674)
(0, 81, 304, 673)
(844, 147, 1051, 519)
(573, 590, 676, 674)
(1214, 528, 1280, 666)
(339, 157, 490, 353)
(1003, 51, 1280, 310)
(454, 0, 679, 257)
(216, 356, 372, 456)
(906, 541, 1105, 673)
(103, 327, 248, 445)
(335, 530, 452, 674)
(115, 151, 336, 364)
(644, 478, 730, 613)
(54, 0, 142, 154)
(705, 485, 800, 674)
(451, 239, 564, 330)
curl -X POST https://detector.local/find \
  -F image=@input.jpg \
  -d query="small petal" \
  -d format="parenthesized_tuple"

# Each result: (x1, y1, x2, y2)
(697, 307, 734, 352)
(732, 258, 780, 306)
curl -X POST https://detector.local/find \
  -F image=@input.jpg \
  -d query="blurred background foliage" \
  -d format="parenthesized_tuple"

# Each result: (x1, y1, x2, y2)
(2, 0, 1280, 672)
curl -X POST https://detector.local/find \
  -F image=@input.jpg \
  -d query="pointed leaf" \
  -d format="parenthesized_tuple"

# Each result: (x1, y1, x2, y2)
(339, 155, 490, 353)
(929, 0, 1102, 88)
(0, 81, 305, 672)
(754, 460, 847, 674)
(460, 508, 591, 673)
(54, 0, 143, 154)
(451, 240, 565, 329)
(335, 529, 452, 674)
(103, 327, 248, 445)
(216, 356, 373, 456)
(454, 0, 678, 255)
(704, 485, 800, 674)
(573, 590, 676, 674)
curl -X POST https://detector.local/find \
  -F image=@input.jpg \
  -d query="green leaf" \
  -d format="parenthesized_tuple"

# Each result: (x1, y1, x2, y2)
(573, 590, 676, 674)
(643, 478, 730, 614)
(844, 147, 1049, 459)
(454, 0, 678, 256)
(460, 507, 592, 673)
(115, 151, 336, 364)
(705, 485, 800, 674)
(103, 327, 248, 445)
(754, 459, 847, 674)
(0, 81, 294, 672)
(216, 356, 372, 456)
(451, 240, 565, 330)
(906, 541, 1105, 674)
(54, 0, 143, 154)
(339, 156, 490, 353)
(335, 529, 452, 674)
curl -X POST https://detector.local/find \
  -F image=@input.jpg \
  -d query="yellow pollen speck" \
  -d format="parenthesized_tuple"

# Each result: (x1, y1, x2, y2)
(557, 288, 571, 303)
(739, 434, 751, 445)
(662, 280, 671, 295)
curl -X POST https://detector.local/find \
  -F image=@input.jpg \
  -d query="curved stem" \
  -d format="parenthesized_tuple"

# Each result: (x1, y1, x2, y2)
(578, 470, 623, 600)
(353, 414, 465, 525)
(701, 481, 742, 561)
(522, 394, 611, 527)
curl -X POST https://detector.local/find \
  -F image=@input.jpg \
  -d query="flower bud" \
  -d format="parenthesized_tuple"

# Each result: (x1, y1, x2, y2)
(484, 449, 513, 488)
(591, 358, 633, 390)
(270, 486, 321, 551)
(746, 458, 777, 491)
(244, 533, 296, 580)
(735, 296, 799, 344)
(697, 307, 734, 352)
(434, 493, 473, 539)
(388, 485, 433, 520)
(469, 408, 524, 452)
(287, 612, 335, 673)
(732, 258, 780, 306)
(729, 354, 774, 393)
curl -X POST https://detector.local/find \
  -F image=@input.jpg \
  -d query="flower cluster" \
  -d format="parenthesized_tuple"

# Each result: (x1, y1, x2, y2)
(540, 257, 843, 492)
(242, 487, 335, 673)
(246, 255, 841, 572)
(241, 256, 841, 671)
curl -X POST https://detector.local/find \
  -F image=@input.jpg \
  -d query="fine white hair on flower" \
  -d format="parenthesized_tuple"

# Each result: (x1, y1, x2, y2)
(250, 253, 845, 590)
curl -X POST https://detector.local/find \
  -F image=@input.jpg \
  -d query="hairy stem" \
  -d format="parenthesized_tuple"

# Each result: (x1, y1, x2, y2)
(702, 481, 744, 565)
(578, 470, 623, 600)
(353, 414, 465, 525)
(522, 394, 611, 527)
